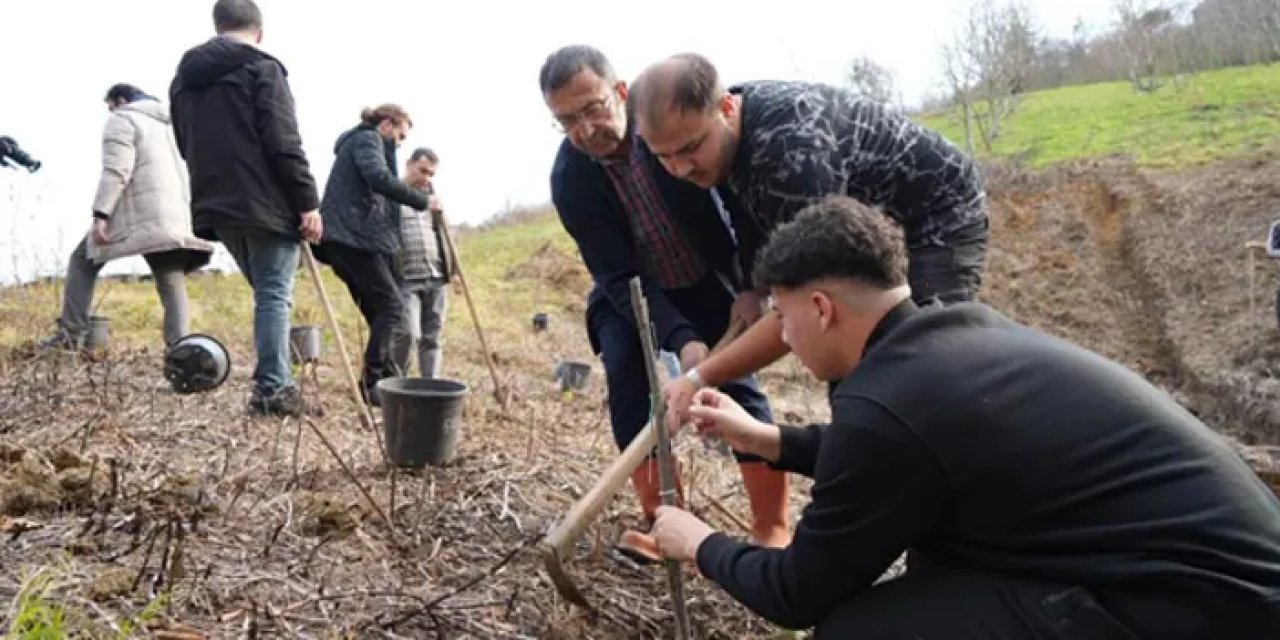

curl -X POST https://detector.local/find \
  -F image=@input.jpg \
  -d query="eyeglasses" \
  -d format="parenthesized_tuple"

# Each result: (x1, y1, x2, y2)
(551, 92, 615, 133)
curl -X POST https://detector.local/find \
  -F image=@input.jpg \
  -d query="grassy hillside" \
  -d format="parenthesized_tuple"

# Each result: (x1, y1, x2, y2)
(920, 63, 1280, 168)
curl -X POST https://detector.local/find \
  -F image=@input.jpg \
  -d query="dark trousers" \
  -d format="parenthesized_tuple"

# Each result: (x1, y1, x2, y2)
(587, 275, 773, 462)
(816, 565, 1271, 640)
(908, 219, 989, 306)
(320, 243, 405, 387)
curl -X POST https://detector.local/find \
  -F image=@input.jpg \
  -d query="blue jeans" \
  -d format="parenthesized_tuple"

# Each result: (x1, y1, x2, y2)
(215, 228, 299, 395)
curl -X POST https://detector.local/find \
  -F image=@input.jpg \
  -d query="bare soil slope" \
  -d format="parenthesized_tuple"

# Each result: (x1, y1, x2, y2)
(980, 150, 1280, 445)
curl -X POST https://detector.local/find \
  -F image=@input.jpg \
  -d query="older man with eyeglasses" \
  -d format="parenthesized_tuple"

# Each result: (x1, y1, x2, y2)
(539, 44, 793, 559)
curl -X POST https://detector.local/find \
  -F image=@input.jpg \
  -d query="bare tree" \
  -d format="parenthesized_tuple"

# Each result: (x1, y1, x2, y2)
(938, 0, 1040, 151)
(1195, 0, 1280, 66)
(940, 36, 981, 157)
(1113, 0, 1176, 91)
(845, 56, 899, 106)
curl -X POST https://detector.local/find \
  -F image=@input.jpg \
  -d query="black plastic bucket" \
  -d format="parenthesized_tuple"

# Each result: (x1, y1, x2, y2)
(531, 312, 548, 332)
(164, 333, 231, 394)
(377, 377, 469, 467)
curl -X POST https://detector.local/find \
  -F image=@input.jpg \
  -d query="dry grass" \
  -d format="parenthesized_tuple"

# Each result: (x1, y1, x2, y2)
(7, 150, 1280, 637)
(0, 220, 827, 639)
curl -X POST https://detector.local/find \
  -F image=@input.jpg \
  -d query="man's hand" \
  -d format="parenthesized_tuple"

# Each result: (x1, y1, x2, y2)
(651, 505, 716, 562)
(428, 195, 444, 213)
(664, 373, 702, 432)
(678, 340, 709, 372)
(91, 219, 110, 245)
(299, 210, 323, 243)
(730, 290, 765, 327)
(688, 387, 780, 461)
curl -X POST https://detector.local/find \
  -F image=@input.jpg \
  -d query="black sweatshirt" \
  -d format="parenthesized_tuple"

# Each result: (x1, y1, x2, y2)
(170, 36, 320, 241)
(696, 300, 1280, 631)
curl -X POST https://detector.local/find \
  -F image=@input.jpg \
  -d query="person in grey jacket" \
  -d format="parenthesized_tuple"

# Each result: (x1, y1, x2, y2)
(316, 103, 431, 405)
(41, 83, 214, 351)
(391, 147, 454, 378)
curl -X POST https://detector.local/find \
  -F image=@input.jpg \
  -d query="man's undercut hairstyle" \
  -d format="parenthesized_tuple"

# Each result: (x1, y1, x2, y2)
(409, 147, 438, 164)
(539, 45, 616, 95)
(213, 0, 262, 33)
(632, 53, 723, 130)
(753, 196, 908, 291)
(104, 83, 145, 104)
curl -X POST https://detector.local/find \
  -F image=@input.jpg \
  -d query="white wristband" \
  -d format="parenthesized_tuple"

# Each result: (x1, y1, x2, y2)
(685, 366, 707, 389)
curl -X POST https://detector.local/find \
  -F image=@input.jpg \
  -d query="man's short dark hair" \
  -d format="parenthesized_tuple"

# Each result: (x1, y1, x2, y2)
(409, 147, 438, 164)
(213, 0, 262, 33)
(631, 53, 723, 129)
(539, 45, 616, 94)
(104, 83, 145, 104)
(753, 196, 908, 291)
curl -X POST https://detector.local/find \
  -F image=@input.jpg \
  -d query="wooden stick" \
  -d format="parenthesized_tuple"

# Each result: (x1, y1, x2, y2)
(695, 485, 751, 534)
(299, 243, 386, 461)
(539, 313, 749, 609)
(303, 417, 396, 544)
(434, 211, 508, 411)
(628, 277, 691, 640)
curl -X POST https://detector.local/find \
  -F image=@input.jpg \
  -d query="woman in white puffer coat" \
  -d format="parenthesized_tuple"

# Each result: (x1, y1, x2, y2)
(43, 83, 214, 349)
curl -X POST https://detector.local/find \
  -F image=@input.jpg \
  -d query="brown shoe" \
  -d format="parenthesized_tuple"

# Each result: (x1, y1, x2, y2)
(617, 457, 685, 564)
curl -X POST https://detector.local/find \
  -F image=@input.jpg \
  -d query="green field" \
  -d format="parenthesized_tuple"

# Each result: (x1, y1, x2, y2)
(919, 63, 1280, 168)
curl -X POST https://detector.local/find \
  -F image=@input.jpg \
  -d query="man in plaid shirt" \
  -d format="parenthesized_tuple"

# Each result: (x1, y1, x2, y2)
(540, 44, 792, 561)
(392, 147, 455, 378)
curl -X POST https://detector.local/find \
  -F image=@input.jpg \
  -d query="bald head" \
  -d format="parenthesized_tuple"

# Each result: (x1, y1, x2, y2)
(631, 53, 724, 132)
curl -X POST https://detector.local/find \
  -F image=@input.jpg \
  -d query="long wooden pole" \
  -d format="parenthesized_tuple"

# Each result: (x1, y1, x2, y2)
(628, 277, 690, 640)
(434, 211, 508, 411)
(299, 243, 386, 461)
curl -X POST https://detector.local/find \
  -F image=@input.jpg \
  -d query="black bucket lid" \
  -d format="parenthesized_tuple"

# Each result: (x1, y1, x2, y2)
(164, 333, 231, 394)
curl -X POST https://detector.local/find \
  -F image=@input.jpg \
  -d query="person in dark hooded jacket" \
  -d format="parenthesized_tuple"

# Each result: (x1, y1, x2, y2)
(317, 104, 432, 405)
(169, 0, 322, 417)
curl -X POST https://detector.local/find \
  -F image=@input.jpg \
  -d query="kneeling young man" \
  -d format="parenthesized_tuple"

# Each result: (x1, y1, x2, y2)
(646, 196, 1280, 638)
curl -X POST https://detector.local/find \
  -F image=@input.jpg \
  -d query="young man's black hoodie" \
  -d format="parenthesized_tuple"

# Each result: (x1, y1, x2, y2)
(169, 35, 319, 241)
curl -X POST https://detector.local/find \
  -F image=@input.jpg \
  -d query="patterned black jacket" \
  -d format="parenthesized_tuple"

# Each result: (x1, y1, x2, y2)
(727, 80, 987, 287)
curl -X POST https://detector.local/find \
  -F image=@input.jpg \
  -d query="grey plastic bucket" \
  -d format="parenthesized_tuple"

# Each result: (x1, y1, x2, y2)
(85, 315, 110, 350)
(377, 377, 469, 467)
(290, 325, 322, 363)
(554, 359, 591, 391)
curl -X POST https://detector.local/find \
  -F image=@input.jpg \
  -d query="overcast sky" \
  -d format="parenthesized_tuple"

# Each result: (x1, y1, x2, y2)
(0, 0, 1117, 282)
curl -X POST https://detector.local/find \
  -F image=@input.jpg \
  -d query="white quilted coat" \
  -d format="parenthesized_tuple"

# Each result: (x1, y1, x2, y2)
(85, 99, 213, 264)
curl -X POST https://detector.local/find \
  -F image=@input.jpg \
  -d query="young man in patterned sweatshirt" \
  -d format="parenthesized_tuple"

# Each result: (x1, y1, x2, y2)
(629, 53, 990, 427)
(539, 44, 791, 555)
